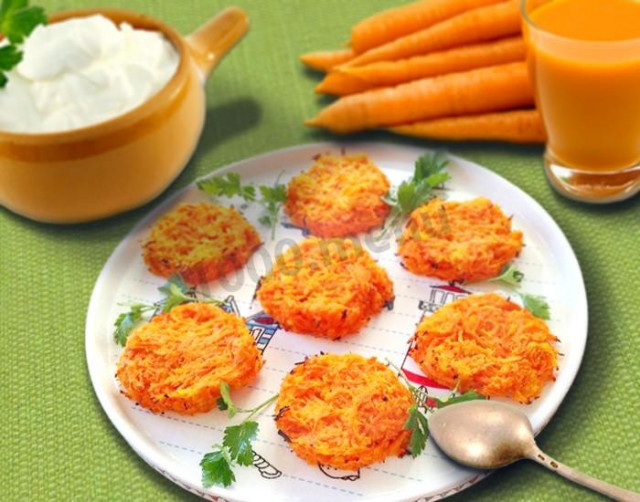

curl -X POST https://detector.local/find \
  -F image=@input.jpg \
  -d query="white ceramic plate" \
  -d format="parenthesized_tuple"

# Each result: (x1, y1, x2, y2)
(86, 142, 588, 502)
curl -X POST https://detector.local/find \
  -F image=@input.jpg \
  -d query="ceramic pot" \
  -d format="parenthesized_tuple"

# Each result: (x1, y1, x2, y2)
(0, 7, 248, 223)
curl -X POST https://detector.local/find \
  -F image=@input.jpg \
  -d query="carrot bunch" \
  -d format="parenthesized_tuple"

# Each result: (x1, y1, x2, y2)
(301, 0, 545, 144)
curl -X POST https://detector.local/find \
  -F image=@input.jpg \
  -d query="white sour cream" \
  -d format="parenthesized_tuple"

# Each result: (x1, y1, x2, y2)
(0, 15, 180, 133)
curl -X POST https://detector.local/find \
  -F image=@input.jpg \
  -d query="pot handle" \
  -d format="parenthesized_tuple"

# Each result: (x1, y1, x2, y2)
(186, 6, 249, 80)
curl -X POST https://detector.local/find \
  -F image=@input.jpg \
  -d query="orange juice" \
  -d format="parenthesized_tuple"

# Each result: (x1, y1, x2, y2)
(524, 0, 640, 202)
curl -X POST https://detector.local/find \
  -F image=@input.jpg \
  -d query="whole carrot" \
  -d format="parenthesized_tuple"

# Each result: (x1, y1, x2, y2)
(389, 110, 546, 143)
(305, 62, 535, 134)
(300, 48, 355, 72)
(347, 37, 525, 87)
(345, 0, 521, 68)
(350, 0, 506, 54)
(317, 37, 526, 96)
(315, 71, 372, 96)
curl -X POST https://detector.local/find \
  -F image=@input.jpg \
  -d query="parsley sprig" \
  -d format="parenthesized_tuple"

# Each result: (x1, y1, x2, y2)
(490, 263, 524, 287)
(388, 360, 484, 457)
(201, 383, 279, 487)
(519, 292, 551, 320)
(489, 264, 551, 320)
(197, 172, 287, 239)
(197, 172, 256, 202)
(113, 274, 222, 346)
(382, 152, 451, 232)
(0, 0, 47, 87)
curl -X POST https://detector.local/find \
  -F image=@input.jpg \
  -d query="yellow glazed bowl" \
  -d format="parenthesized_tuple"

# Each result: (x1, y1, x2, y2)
(0, 7, 249, 223)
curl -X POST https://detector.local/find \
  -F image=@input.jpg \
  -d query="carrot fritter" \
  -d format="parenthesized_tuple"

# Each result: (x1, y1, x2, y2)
(142, 202, 261, 285)
(285, 153, 391, 237)
(411, 293, 558, 404)
(398, 197, 523, 282)
(116, 302, 263, 415)
(256, 237, 393, 339)
(275, 354, 412, 470)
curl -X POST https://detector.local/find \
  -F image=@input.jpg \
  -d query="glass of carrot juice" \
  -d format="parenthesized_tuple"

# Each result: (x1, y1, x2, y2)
(523, 0, 640, 203)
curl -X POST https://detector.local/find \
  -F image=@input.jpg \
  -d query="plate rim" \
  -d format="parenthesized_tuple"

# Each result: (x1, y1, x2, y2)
(85, 141, 588, 502)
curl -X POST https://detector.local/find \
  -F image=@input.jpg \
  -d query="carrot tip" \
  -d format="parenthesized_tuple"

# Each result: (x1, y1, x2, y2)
(304, 118, 321, 128)
(314, 82, 326, 94)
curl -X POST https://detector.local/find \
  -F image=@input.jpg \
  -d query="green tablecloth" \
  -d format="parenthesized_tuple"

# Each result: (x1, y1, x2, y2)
(1, 1, 639, 500)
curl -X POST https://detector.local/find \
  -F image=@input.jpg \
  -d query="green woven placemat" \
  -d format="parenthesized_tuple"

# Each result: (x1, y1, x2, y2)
(1, 1, 638, 500)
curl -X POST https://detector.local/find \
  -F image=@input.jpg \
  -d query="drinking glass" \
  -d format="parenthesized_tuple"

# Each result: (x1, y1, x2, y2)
(522, 0, 640, 203)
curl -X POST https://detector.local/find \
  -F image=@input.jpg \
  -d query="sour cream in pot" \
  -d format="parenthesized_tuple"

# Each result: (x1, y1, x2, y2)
(0, 15, 180, 133)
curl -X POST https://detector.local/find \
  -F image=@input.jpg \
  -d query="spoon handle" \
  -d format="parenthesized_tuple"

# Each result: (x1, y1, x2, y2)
(528, 447, 640, 502)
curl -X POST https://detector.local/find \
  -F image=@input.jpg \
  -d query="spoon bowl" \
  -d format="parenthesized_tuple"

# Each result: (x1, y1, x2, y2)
(430, 400, 535, 469)
(429, 400, 640, 502)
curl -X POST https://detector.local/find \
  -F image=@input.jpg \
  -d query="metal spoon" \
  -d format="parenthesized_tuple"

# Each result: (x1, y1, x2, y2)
(429, 400, 640, 501)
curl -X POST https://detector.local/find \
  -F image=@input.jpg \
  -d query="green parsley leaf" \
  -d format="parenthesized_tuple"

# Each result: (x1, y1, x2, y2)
(0, 0, 47, 88)
(257, 214, 273, 227)
(197, 172, 256, 202)
(113, 303, 151, 346)
(258, 178, 287, 239)
(1, 4, 46, 44)
(197, 171, 287, 240)
(520, 293, 551, 320)
(201, 392, 278, 488)
(157, 274, 194, 313)
(0, 44, 22, 69)
(414, 151, 449, 183)
(490, 264, 525, 287)
(405, 404, 429, 458)
(218, 382, 238, 418)
(200, 448, 236, 488)
(112, 274, 220, 346)
(223, 421, 258, 466)
(383, 152, 451, 231)
(259, 183, 287, 205)
(434, 390, 485, 409)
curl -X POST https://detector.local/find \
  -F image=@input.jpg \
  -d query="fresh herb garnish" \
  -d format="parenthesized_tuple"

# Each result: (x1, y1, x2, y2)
(405, 403, 430, 457)
(198, 172, 287, 239)
(197, 172, 256, 202)
(257, 175, 287, 239)
(519, 292, 551, 321)
(387, 360, 484, 457)
(382, 152, 451, 232)
(0, 0, 47, 87)
(157, 274, 195, 313)
(202, 384, 279, 487)
(490, 263, 524, 287)
(488, 264, 551, 320)
(113, 274, 221, 346)
(114, 303, 151, 347)
(433, 390, 484, 409)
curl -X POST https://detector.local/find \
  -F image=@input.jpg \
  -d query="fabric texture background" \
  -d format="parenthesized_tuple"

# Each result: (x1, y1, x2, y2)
(1, 0, 638, 500)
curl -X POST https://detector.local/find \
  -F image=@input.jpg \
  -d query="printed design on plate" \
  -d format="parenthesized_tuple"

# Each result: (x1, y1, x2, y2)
(281, 221, 311, 236)
(318, 463, 361, 482)
(220, 295, 280, 353)
(400, 284, 472, 401)
(252, 450, 282, 480)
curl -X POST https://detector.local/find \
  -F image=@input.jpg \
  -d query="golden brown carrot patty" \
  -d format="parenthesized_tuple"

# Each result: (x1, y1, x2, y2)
(398, 197, 523, 282)
(116, 302, 263, 414)
(285, 153, 391, 237)
(411, 293, 558, 404)
(142, 202, 261, 285)
(275, 353, 412, 470)
(256, 237, 393, 339)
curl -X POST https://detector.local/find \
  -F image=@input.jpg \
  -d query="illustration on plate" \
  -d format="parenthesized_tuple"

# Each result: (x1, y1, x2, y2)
(221, 296, 280, 353)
